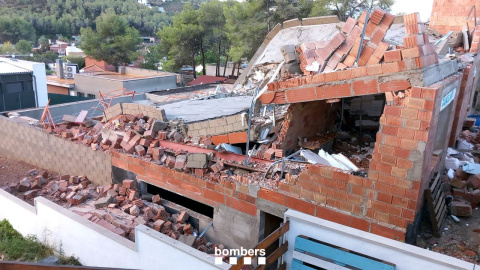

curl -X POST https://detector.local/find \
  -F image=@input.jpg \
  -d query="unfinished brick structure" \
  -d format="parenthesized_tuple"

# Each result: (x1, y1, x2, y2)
(1, 11, 479, 252)
(430, 0, 479, 34)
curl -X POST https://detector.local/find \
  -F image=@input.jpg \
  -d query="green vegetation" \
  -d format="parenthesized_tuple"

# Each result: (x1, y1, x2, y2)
(80, 13, 141, 66)
(0, 219, 80, 265)
(63, 55, 86, 69)
(0, 0, 171, 40)
(156, 0, 394, 74)
(15, 40, 33, 55)
(0, 0, 394, 72)
(0, 42, 15, 55)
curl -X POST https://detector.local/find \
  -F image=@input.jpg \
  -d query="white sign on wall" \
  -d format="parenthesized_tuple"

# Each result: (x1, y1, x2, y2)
(440, 88, 456, 111)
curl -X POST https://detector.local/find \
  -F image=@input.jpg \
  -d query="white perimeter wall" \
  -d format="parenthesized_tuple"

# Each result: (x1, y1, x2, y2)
(284, 210, 475, 270)
(0, 189, 229, 270)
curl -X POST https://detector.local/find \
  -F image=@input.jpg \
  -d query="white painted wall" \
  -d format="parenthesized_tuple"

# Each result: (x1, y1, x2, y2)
(0, 189, 229, 270)
(284, 210, 475, 270)
(0, 57, 48, 107)
(32, 62, 48, 107)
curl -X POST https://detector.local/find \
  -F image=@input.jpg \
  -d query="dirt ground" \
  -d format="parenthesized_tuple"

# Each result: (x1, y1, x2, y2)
(0, 157, 42, 187)
(0, 157, 61, 188)
(417, 206, 480, 264)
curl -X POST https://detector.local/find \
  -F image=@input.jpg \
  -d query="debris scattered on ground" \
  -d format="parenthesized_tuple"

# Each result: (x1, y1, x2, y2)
(2, 170, 226, 255)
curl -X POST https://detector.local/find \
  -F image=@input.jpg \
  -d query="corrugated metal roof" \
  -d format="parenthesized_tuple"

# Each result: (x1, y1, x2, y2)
(0, 61, 32, 75)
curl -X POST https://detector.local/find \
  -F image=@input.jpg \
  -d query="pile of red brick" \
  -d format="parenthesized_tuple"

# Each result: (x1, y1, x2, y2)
(297, 8, 395, 75)
(264, 12, 440, 97)
(448, 165, 480, 217)
(5, 171, 225, 254)
(54, 111, 276, 185)
(53, 112, 186, 153)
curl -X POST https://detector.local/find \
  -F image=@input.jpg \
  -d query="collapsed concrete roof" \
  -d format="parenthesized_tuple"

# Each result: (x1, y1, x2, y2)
(138, 96, 252, 123)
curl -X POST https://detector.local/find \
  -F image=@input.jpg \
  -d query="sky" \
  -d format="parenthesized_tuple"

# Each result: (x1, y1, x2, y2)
(390, 0, 434, 22)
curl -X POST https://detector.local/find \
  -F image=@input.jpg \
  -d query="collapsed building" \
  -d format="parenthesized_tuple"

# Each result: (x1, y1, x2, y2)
(1, 8, 480, 261)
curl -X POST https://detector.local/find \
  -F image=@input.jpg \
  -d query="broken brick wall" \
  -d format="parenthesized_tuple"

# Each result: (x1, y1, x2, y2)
(429, 0, 479, 34)
(111, 151, 260, 249)
(277, 100, 338, 152)
(368, 73, 462, 235)
(108, 72, 460, 243)
(449, 55, 480, 146)
(0, 117, 112, 186)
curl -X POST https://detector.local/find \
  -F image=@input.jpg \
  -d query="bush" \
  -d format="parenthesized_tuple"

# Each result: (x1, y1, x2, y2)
(0, 219, 80, 265)
(0, 219, 52, 261)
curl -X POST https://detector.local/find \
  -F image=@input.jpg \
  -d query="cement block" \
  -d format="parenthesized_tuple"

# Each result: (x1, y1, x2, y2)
(422, 60, 458, 86)
(186, 153, 208, 168)
(257, 198, 287, 218)
(226, 115, 237, 125)
(200, 121, 209, 129)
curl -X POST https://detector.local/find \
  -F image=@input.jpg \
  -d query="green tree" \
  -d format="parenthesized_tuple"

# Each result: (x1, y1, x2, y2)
(0, 0, 171, 43)
(0, 16, 36, 43)
(321, 0, 394, 21)
(0, 42, 15, 55)
(15, 39, 33, 54)
(42, 51, 59, 63)
(139, 47, 162, 70)
(80, 13, 141, 66)
(224, 0, 268, 64)
(198, 0, 226, 76)
(271, 0, 302, 26)
(62, 55, 86, 69)
(38, 36, 50, 52)
(309, 0, 332, 17)
(158, 3, 204, 77)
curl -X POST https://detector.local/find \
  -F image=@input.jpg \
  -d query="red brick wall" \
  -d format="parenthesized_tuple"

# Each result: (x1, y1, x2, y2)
(111, 150, 406, 240)
(368, 74, 462, 232)
(109, 75, 463, 243)
(278, 101, 338, 151)
(430, 0, 479, 34)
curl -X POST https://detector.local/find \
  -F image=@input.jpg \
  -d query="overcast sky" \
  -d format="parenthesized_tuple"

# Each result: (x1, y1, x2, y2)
(390, 0, 434, 22)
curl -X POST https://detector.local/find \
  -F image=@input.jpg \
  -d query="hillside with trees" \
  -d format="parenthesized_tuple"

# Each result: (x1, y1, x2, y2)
(0, 0, 171, 43)
(156, 0, 394, 75)
(0, 0, 394, 75)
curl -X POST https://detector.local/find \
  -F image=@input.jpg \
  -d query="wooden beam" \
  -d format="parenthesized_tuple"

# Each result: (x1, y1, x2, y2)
(230, 221, 290, 270)
(255, 241, 288, 270)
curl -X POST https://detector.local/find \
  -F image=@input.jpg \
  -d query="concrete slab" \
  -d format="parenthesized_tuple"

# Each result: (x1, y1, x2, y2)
(137, 96, 252, 123)
(255, 23, 340, 65)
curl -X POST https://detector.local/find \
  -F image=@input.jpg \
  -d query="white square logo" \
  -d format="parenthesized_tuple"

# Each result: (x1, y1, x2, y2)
(229, 257, 238, 265)
(214, 257, 223, 265)
(258, 257, 266, 265)
(244, 257, 252, 265)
